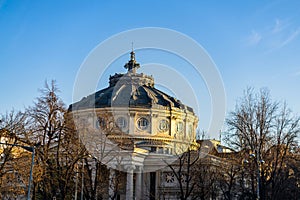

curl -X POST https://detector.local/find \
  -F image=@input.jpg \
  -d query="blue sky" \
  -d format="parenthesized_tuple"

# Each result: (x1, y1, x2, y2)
(1, 0, 300, 138)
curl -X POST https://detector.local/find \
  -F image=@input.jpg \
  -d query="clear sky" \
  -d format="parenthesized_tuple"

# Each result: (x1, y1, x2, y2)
(1, 0, 300, 138)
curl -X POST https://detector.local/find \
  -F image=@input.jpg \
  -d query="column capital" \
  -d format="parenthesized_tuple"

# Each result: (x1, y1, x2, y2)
(124, 165, 136, 172)
(135, 165, 143, 173)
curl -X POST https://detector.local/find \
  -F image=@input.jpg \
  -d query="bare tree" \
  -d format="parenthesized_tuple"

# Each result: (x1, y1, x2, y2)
(165, 148, 200, 200)
(191, 155, 218, 200)
(26, 80, 86, 199)
(225, 88, 300, 199)
(79, 157, 119, 200)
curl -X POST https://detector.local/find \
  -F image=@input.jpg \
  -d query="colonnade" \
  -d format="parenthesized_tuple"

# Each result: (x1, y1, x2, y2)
(109, 166, 146, 200)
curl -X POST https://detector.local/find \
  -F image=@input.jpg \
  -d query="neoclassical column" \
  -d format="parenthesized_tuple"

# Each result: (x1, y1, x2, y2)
(135, 166, 143, 200)
(125, 165, 136, 200)
(142, 172, 150, 198)
(108, 168, 116, 200)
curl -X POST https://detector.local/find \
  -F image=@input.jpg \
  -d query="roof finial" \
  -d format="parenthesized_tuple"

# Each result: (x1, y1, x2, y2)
(130, 42, 135, 61)
(124, 44, 140, 73)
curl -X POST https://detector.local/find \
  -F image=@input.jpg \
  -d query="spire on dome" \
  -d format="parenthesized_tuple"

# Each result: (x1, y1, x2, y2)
(124, 47, 140, 73)
(130, 50, 135, 61)
(131, 42, 134, 60)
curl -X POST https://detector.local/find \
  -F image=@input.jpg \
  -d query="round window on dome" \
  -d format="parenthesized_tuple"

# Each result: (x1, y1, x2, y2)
(137, 117, 149, 130)
(96, 117, 106, 129)
(116, 117, 127, 129)
(159, 119, 169, 132)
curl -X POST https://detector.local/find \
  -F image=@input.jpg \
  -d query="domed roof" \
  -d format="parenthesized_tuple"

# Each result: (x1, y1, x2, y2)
(69, 51, 194, 113)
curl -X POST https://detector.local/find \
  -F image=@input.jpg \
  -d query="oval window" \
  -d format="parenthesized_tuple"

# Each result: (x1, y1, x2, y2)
(137, 117, 149, 130)
(96, 117, 106, 129)
(159, 119, 169, 132)
(116, 117, 127, 129)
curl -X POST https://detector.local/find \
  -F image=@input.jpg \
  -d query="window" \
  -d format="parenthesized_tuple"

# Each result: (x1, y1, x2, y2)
(176, 122, 183, 133)
(165, 172, 175, 183)
(164, 148, 170, 154)
(96, 117, 106, 129)
(150, 147, 156, 152)
(180, 174, 187, 183)
(116, 117, 127, 129)
(159, 119, 169, 132)
(137, 117, 149, 130)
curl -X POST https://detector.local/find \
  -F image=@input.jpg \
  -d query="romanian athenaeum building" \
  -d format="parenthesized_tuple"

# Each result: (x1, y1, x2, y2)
(68, 51, 235, 200)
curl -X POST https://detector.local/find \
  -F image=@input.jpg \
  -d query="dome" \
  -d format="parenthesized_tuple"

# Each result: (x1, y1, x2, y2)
(69, 51, 194, 113)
